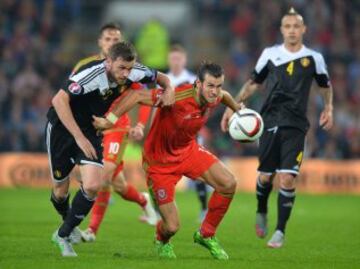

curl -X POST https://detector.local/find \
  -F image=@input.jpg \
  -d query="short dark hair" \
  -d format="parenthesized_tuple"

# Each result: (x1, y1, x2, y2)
(169, 44, 186, 54)
(108, 42, 137, 62)
(282, 7, 304, 23)
(197, 61, 224, 82)
(100, 22, 121, 35)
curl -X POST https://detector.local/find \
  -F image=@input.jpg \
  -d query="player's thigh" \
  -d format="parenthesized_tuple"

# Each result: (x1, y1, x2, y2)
(147, 172, 181, 207)
(45, 122, 76, 184)
(278, 127, 305, 175)
(182, 144, 218, 180)
(258, 126, 281, 174)
(75, 131, 103, 168)
(199, 161, 236, 194)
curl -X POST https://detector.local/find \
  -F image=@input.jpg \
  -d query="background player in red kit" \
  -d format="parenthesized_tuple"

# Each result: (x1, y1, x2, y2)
(93, 62, 242, 260)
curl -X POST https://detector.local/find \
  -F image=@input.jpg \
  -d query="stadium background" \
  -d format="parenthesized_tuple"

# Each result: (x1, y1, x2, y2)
(1, 1, 360, 268)
(1, 0, 360, 193)
(0, 0, 359, 158)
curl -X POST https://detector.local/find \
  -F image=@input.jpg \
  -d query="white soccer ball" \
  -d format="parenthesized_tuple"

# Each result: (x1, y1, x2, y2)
(228, 108, 264, 142)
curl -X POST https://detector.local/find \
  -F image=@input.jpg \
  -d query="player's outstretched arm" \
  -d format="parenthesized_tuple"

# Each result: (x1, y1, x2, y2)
(221, 79, 260, 132)
(93, 89, 157, 130)
(318, 86, 334, 131)
(221, 90, 243, 112)
(110, 89, 155, 117)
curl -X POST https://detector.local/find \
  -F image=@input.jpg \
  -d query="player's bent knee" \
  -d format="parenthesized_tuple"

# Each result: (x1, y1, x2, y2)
(259, 173, 272, 184)
(103, 167, 116, 184)
(279, 173, 296, 189)
(165, 222, 180, 235)
(217, 173, 237, 194)
(112, 178, 126, 193)
(52, 182, 69, 198)
(83, 179, 102, 196)
(52, 188, 68, 200)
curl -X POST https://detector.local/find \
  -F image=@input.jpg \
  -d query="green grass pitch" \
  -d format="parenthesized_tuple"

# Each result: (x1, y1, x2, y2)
(0, 188, 359, 269)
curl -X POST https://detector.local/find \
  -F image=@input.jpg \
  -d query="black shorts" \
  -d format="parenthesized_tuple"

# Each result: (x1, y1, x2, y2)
(258, 126, 305, 176)
(45, 121, 103, 182)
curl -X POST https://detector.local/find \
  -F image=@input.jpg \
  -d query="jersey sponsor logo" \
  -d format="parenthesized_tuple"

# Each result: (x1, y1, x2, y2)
(300, 57, 310, 67)
(68, 82, 82, 94)
(157, 189, 167, 201)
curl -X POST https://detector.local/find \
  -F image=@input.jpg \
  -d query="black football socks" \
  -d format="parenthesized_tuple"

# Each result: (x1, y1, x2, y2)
(276, 188, 296, 233)
(50, 191, 70, 221)
(256, 177, 273, 214)
(58, 186, 95, 238)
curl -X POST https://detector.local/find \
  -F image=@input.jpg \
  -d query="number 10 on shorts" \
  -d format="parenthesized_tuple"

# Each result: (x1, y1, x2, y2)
(109, 142, 120, 154)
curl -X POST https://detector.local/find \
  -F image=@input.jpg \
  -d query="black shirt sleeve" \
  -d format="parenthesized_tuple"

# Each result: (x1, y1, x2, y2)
(251, 48, 270, 84)
(313, 53, 331, 88)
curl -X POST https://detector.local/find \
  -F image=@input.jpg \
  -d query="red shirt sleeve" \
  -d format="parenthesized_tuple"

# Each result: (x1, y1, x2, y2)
(137, 105, 151, 125)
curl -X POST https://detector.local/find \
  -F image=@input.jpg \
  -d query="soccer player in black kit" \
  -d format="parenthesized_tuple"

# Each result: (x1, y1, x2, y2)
(46, 41, 174, 257)
(221, 8, 333, 248)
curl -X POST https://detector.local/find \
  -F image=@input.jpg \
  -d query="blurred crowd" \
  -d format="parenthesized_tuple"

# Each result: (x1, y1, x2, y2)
(198, 0, 360, 159)
(0, 0, 79, 151)
(0, 0, 359, 159)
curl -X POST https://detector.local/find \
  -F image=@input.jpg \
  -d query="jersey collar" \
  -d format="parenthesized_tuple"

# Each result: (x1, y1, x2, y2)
(280, 43, 306, 56)
(193, 86, 206, 107)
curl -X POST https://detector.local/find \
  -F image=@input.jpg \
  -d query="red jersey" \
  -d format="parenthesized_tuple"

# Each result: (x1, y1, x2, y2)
(144, 84, 221, 163)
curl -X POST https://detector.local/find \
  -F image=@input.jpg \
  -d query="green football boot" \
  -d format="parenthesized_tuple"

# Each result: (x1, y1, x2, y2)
(51, 230, 77, 257)
(193, 231, 229, 260)
(154, 240, 176, 259)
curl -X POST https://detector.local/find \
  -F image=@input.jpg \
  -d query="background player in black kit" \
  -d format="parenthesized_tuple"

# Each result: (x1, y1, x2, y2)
(46, 41, 174, 257)
(221, 8, 333, 248)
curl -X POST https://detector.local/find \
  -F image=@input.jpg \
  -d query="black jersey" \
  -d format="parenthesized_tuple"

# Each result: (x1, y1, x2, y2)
(252, 44, 331, 133)
(47, 60, 157, 133)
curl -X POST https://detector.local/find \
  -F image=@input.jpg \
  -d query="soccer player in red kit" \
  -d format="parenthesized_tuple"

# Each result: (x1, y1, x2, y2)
(93, 62, 242, 260)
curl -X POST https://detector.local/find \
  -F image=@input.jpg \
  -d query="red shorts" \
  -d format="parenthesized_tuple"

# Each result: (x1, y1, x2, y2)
(103, 129, 129, 174)
(143, 144, 218, 205)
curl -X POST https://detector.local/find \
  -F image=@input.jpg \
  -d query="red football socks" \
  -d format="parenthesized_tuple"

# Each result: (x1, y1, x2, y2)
(200, 192, 233, 238)
(119, 184, 147, 207)
(156, 220, 172, 243)
(89, 189, 111, 234)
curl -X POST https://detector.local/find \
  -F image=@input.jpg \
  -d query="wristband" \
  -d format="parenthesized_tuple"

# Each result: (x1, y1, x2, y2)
(106, 112, 118, 124)
(136, 122, 145, 129)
